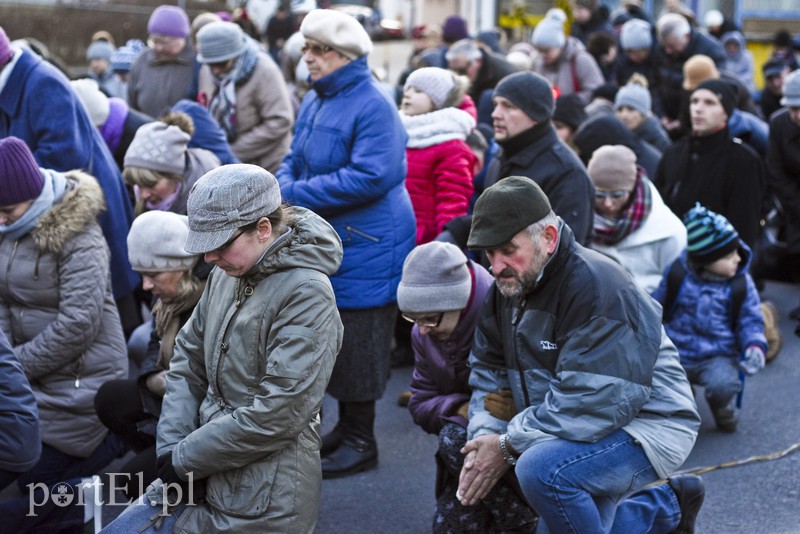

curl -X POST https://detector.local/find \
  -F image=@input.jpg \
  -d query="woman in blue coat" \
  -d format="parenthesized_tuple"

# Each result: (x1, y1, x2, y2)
(277, 9, 415, 478)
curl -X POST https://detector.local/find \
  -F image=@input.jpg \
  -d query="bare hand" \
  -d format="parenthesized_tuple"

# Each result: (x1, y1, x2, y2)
(145, 370, 168, 397)
(456, 434, 510, 506)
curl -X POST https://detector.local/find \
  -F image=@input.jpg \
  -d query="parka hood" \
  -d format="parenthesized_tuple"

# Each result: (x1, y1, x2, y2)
(248, 206, 343, 282)
(34, 170, 105, 255)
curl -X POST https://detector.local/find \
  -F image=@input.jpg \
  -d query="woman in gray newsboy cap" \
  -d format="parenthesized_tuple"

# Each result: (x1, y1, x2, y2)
(103, 163, 344, 533)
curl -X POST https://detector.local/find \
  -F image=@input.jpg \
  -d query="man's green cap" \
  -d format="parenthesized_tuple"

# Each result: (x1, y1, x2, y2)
(468, 176, 552, 249)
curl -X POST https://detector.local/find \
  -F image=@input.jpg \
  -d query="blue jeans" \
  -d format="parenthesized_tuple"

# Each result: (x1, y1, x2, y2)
(515, 429, 680, 534)
(101, 498, 187, 533)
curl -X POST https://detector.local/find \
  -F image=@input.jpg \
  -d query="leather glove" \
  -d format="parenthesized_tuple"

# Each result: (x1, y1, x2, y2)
(740, 346, 765, 376)
(484, 389, 517, 421)
(157, 452, 186, 488)
(455, 401, 469, 420)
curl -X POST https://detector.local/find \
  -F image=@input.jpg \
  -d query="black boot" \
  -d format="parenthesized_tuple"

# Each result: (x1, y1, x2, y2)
(321, 401, 348, 457)
(668, 475, 705, 534)
(322, 401, 378, 479)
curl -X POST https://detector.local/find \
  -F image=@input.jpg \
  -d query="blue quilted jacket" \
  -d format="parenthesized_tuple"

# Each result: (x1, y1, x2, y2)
(277, 56, 415, 309)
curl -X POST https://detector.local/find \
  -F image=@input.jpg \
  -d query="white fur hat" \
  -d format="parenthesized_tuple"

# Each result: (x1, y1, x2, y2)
(70, 78, 111, 127)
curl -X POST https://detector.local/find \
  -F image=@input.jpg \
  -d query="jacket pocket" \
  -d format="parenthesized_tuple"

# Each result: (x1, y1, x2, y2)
(344, 225, 380, 243)
(205, 455, 278, 518)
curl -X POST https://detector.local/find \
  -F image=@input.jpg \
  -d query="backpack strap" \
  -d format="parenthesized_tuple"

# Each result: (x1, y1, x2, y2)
(729, 274, 747, 329)
(662, 260, 687, 323)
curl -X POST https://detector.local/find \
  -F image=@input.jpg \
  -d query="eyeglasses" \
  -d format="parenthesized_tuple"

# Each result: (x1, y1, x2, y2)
(301, 43, 333, 56)
(401, 312, 444, 329)
(594, 190, 631, 201)
(147, 36, 183, 49)
(212, 229, 246, 255)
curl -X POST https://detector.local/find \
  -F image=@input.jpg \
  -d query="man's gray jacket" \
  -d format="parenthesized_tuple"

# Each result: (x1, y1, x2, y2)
(467, 222, 700, 478)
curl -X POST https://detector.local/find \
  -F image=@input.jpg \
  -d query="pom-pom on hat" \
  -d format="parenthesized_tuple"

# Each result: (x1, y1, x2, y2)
(404, 67, 456, 110)
(185, 164, 282, 254)
(684, 203, 740, 265)
(0, 137, 44, 206)
(196, 21, 247, 63)
(300, 9, 372, 60)
(124, 122, 190, 175)
(531, 11, 566, 49)
(111, 39, 145, 72)
(127, 211, 199, 273)
(397, 242, 472, 313)
(468, 176, 552, 249)
(620, 19, 652, 50)
(148, 5, 191, 39)
(70, 78, 111, 127)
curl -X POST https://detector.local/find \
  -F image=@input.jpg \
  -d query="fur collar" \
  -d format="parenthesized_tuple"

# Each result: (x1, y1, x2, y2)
(33, 171, 106, 254)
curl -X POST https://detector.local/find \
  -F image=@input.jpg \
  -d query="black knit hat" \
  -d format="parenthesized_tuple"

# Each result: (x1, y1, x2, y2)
(468, 176, 552, 249)
(694, 79, 736, 118)
(553, 94, 587, 131)
(493, 71, 554, 123)
(684, 203, 740, 265)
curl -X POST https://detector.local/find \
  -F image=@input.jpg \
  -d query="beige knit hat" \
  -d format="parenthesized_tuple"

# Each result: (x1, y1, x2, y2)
(587, 145, 638, 191)
(682, 55, 719, 90)
(300, 9, 372, 60)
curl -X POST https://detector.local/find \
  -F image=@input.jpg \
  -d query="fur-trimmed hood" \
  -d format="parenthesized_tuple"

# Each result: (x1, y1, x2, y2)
(33, 171, 106, 255)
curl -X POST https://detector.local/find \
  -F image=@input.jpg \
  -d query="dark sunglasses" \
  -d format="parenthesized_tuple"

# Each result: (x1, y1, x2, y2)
(301, 43, 333, 56)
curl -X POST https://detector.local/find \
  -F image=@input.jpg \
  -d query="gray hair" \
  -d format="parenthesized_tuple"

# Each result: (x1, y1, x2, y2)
(445, 38, 481, 62)
(657, 13, 691, 41)
(525, 211, 559, 241)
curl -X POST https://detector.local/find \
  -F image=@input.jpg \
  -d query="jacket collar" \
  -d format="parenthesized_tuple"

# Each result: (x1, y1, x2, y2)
(499, 122, 558, 167)
(311, 56, 372, 99)
(0, 49, 38, 117)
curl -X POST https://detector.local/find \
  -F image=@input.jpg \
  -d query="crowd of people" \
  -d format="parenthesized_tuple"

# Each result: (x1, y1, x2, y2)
(0, 0, 797, 531)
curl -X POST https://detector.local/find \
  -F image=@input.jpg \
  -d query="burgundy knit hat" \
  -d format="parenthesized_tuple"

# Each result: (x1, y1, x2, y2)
(0, 137, 44, 206)
(0, 26, 14, 65)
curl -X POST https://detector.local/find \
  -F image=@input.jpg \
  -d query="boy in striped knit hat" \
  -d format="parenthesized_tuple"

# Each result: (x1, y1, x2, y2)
(652, 203, 767, 432)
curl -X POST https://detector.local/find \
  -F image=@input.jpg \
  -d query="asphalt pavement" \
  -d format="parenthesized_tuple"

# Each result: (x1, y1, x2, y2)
(315, 279, 800, 534)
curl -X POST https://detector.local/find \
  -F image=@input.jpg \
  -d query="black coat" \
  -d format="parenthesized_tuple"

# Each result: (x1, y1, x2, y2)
(655, 30, 726, 120)
(654, 128, 764, 248)
(485, 124, 595, 245)
(767, 110, 800, 253)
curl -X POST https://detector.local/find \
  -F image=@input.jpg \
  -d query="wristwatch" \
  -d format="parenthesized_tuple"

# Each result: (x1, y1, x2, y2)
(499, 433, 517, 466)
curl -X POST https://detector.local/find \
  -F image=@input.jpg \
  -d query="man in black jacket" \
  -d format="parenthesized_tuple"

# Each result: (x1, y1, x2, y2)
(655, 79, 764, 248)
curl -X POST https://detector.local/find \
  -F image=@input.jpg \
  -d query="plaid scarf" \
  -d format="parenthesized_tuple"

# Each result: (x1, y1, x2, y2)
(209, 39, 260, 143)
(593, 168, 652, 246)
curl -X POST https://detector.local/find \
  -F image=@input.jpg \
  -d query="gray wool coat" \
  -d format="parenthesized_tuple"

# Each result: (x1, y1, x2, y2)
(0, 171, 127, 458)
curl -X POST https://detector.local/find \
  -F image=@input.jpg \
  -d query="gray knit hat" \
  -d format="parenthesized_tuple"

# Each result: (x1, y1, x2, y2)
(531, 13, 565, 49)
(587, 145, 638, 190)
(397, 242, 472, 313)
(468, 176, 552, 249)
(124, 122, 190, 175)
(196, 21, 247, 63)
(185, 164, 281, 254)
(615, 83, 652, 116)
(127, 211, 199, 272)
(86, 40, 114, 61)
(404, 67, 456, 110)
(494, 71, 554, 123)
(620, 19, 652, 50)
(781, 69, 800, 107)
